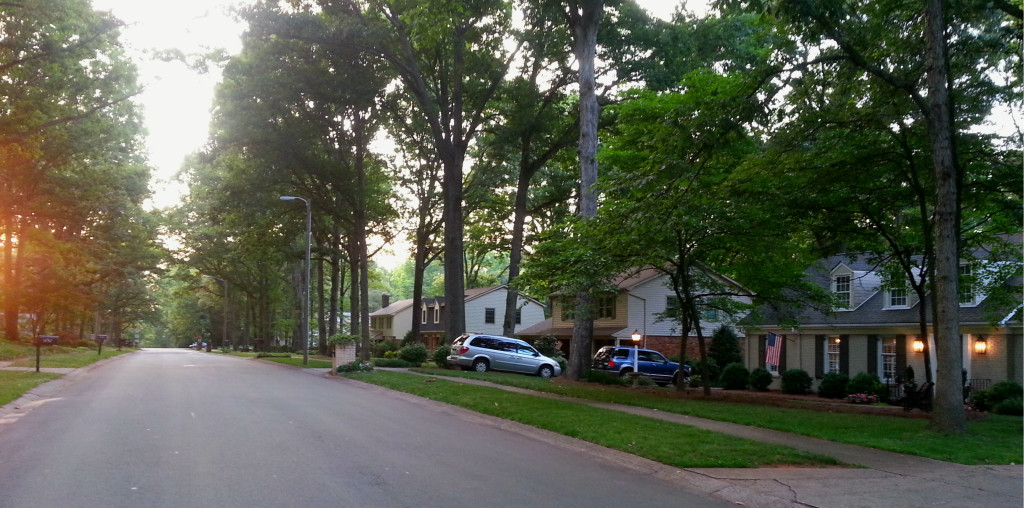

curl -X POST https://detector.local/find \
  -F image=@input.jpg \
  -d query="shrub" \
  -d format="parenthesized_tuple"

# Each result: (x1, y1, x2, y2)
(847, 372, 885, 399)
(847, 393, 879, 404)
(708, 325, 743, 368)
(749, 367, 773, 391)
(432, 345, 450, 367)
(992, 397, 1024, 416)
(719, 363, 749, 390)
(397, 343, 429, 366)
(972, 381, 1024, 412)
(372, 358, 412, 367)
(373, 340, 399, 358)
(818, 372, 849, 399)
(781, 369, 813, 394)
(585, 369, 627, 386)
(691, 357, 721, 382)
(336, 361, 373, 373)
(534, 335, 562, 358)
(687, 375, 703, 388)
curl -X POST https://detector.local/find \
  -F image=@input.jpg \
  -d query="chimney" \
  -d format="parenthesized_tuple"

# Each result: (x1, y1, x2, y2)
(381, 293, 390, 308)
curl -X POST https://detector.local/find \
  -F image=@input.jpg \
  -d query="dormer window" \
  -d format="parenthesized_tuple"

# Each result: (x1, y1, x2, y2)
(889, 287, 908, 308)
(833, 274, 851, 308)
(959, 264, 975, 305)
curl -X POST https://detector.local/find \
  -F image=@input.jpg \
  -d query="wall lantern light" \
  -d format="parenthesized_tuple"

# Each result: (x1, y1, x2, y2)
(912, 339, 925, 353)
(974, 337, 987, 355)
(631, 330, 642, 342)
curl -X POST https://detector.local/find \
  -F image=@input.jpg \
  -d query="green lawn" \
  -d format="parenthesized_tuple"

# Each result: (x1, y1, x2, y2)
(9, 347, 130, 368)
(0, 371, 62, 406)
(258, 356, 333, 368)
(348, 370, 838, 468)
(399, 368, 1021, 465)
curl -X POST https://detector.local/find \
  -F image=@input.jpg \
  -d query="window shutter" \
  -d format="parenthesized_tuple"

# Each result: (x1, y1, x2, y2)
(780, 336, 786, 371)
(839, 335, 850, 375)
(867, 335, 878, 376)
(758, 334, 766, 368)
(895, 334, 907, 381)
(815, 335, 825, 379)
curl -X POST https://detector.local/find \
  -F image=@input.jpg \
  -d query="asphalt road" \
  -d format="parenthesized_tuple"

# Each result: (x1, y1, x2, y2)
(0, 349, 731, 508)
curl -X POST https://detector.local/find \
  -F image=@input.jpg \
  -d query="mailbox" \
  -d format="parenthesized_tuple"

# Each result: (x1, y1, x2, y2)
(36, 335, 59, 346)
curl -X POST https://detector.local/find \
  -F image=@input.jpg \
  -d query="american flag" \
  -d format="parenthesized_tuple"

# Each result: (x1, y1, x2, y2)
(765, 333, 782, 367)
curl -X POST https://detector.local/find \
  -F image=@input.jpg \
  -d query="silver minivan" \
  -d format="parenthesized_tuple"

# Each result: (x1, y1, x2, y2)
(447, 333, 562, 378)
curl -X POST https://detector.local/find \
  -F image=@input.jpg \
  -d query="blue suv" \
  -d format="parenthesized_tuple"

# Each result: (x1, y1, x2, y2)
(592, 346, 688, 386)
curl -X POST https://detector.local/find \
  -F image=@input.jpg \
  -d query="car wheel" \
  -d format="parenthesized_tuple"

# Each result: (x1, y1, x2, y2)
(618, 368, 632, 377)
(538, 365, 553, 378)
(472, 359, 489, 373)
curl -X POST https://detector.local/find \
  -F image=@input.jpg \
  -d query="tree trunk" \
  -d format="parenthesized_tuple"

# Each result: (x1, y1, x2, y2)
(502, 169, 532, 337)
(3, 216, 19, 340)
(565, 0, 603, 380)
(317, 255, 327, 356)
(328, 231, 341, 339)
(441, 145, 466, 345)
(924, 0, 965, 434)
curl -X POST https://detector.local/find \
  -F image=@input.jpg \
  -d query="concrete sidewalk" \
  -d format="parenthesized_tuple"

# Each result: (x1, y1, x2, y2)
(380, 369, 1023, 508)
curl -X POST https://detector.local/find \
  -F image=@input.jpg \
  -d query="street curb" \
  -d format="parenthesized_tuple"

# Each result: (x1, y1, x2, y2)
(0, 352, 134, 422)
(327, 371, 807, 508)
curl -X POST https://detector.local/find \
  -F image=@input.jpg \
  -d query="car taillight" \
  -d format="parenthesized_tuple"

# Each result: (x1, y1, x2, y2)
(607, 360, 615, 368)
(460, 346, 469, 354)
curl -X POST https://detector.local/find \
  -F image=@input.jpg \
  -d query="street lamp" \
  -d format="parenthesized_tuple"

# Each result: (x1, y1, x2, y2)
(202, 275, 228, 351)
(280, 195, 311, 366)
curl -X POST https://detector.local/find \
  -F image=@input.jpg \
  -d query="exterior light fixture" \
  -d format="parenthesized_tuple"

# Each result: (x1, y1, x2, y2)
(280, 195, 311, 366)
(631, 329, 641, 342)
(913, 339, 925, 353)
(974, 337, 987, 355)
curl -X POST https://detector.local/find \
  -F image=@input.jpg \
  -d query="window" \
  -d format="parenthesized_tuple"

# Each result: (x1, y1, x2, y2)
(421, 308, 427, 324)
(484, 307, 495, 324)
(833, 275, 851, 308)
(597, 294, 616, 319)
(959, 264, 975, 305)
(515, 308, 522, 325)
(702, 308, 720, 321)
(561, 297, 576, 321)
(889, 287, 908, 307)
(665, 296, 681, 318)
(880, 336, 896, 382)
(826, 337, 841, 374)
(434, 306, 440, 322)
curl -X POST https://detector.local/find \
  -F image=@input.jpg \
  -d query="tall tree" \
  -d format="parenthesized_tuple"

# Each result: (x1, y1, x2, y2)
(267, 0, 519, 344)
(563, 0, 604, 380)
(0, 0, 153, 340)
(718, 0, 1021, 433)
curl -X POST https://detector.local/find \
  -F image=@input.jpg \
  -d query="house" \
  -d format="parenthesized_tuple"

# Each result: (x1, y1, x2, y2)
(517, 267, 753, 359)
(369, 285, 547, 350)
(740, 252, 1023, 391)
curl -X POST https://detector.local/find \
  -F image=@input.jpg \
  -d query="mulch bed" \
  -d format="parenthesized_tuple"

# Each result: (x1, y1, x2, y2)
(562, 380, 986, 420)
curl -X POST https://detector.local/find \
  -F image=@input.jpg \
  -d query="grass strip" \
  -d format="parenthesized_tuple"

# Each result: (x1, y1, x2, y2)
(259, 356, 333, 368)
(349, 370, 838, 469)
(10, 347, 129, 369)
(0, 371, 62, 406)
(411, 368, 1022, 465)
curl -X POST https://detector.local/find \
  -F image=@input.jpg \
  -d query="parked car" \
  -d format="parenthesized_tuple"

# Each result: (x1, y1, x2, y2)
(591, 346, 687, 386)
(447, 333, 562, 378)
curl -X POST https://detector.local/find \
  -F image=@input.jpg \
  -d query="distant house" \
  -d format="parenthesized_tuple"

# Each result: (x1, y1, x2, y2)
(518, 267, 752, 359)
(369, 285, 547, 350)
(740, 252, 1023, 391)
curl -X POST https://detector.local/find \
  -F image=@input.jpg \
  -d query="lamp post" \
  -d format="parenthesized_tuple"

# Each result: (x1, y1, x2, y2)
(280, 195, 311, 366)
(630, 329, 642, 387)
(202, 275, 228, 351)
